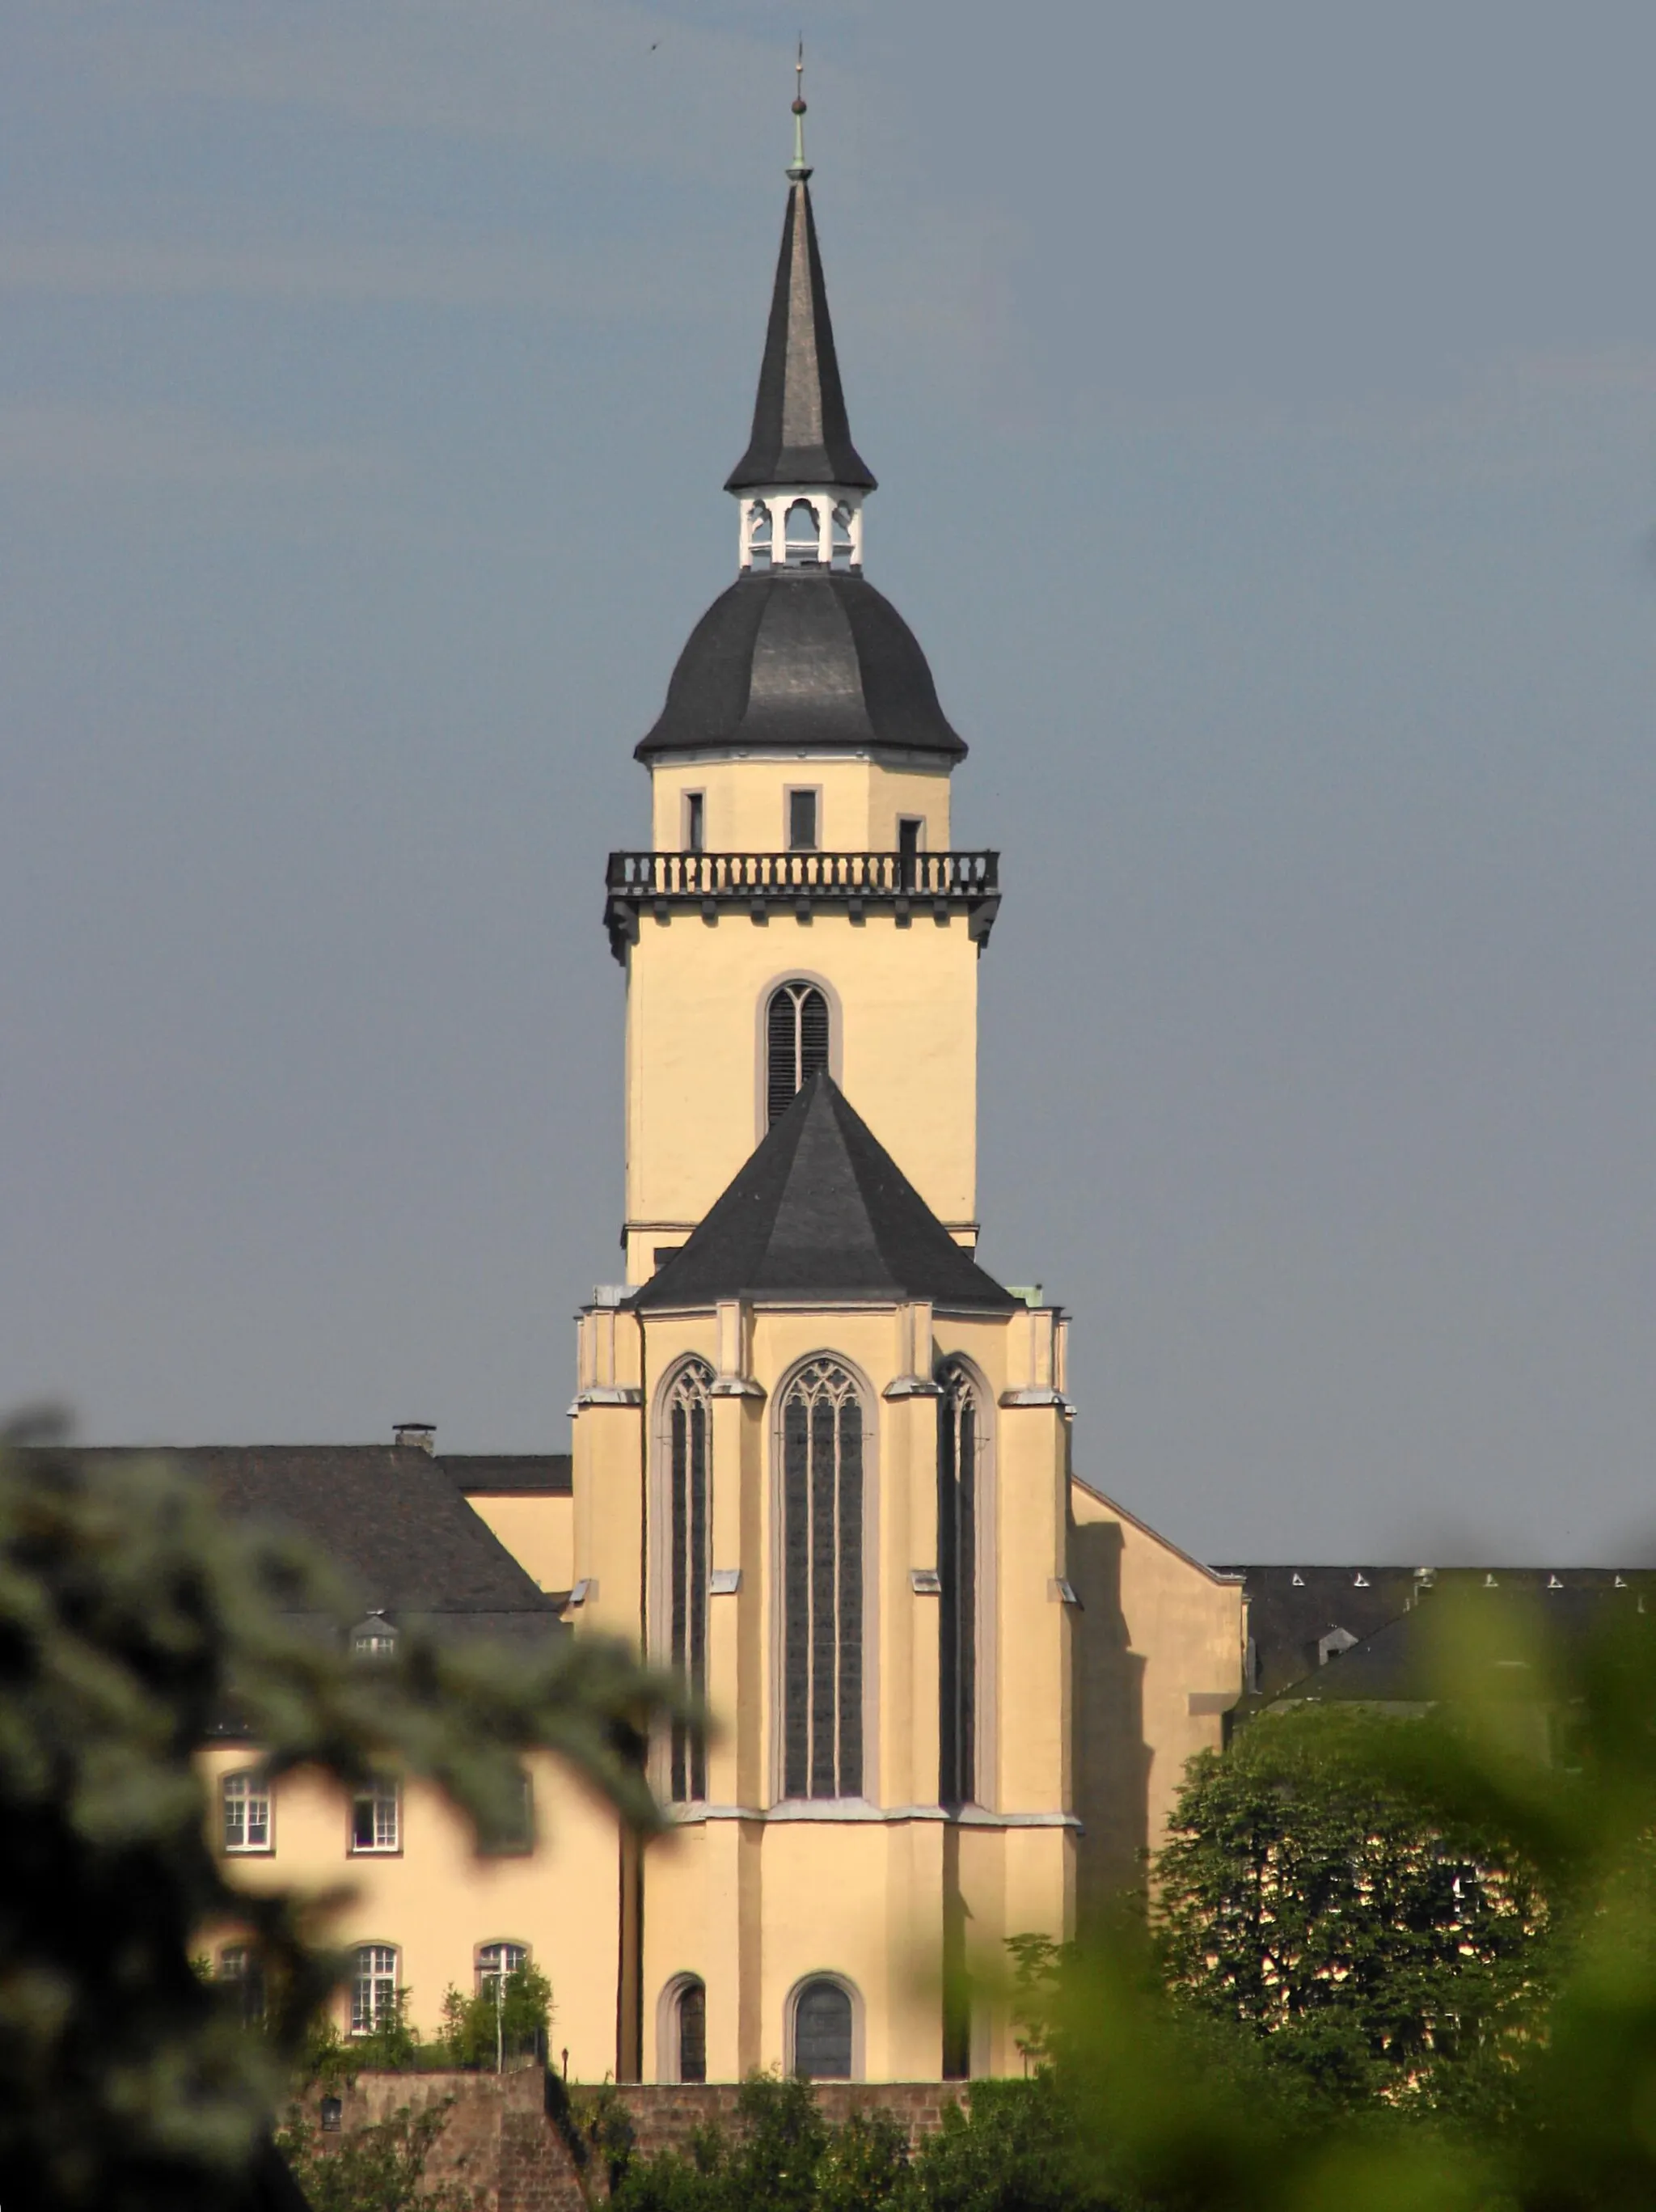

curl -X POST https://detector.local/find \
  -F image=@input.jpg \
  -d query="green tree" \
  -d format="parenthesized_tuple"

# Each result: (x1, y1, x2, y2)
(437, 1963, 552, 2069)
(1154, 1702, 1548, 2108)
(610, 2074, 910, 2212)
(907, 2074, 1103, 2212)
(0, 1418, 680, 2211)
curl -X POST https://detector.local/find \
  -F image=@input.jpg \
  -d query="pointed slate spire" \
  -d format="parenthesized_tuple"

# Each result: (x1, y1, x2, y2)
(632, 1072, 1014, 1309)
(724, 59, 877, 496)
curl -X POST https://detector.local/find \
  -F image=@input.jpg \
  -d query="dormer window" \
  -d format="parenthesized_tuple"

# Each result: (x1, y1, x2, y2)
(352, 1612, 398, 1660)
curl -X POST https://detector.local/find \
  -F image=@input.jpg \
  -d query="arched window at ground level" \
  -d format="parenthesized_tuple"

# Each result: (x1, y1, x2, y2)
(791, 1976, 856, 2080)
(659, 1974, 708, 2083)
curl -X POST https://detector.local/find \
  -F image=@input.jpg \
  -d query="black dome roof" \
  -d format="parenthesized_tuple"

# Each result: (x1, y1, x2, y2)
(636, 569, 967, 763)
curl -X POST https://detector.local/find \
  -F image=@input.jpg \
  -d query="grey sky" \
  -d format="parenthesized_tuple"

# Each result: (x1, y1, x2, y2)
(2, 2, 1651, 1564)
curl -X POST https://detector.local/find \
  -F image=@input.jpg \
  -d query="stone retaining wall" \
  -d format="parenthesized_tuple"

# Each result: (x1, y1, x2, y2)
(303, 2070, 969, 2210)
(301, 2067, 586, 2212)
(608, 2080, 968, 2160)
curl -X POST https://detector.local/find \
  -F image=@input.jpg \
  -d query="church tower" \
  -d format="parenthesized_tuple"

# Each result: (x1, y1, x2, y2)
(571, 80, 1075, 2089)
(606, 78, 999, 1285)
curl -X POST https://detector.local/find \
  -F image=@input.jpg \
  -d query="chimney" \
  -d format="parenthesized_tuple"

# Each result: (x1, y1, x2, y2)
(393, 1423, 435, 1454)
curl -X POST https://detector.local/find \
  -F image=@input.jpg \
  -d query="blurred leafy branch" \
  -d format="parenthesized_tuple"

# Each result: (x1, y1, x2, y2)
(0, 1412, 683, 2211)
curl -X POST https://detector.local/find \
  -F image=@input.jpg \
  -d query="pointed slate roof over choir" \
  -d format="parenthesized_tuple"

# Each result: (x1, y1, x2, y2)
(632, 1072, 1019, 1311)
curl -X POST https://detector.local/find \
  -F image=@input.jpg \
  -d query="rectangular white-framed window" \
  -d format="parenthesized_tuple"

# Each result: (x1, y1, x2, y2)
(785, 786, 820, 852)
(683, 789, 706, 853)
(221, 1770, 272, 1854)
(350, 1944, 399, 2035)
(349, 1778, 400, 1855)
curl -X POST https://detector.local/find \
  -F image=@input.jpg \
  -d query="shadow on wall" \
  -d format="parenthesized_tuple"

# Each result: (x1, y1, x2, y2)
(1067, 1515, 1151, 1927)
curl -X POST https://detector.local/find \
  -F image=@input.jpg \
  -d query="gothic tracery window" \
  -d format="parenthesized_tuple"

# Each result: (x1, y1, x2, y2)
(667, 1359, 712, 1801)
(781, 1360, 864, 1800)
(767, 979, 830, 1127)
(937, 1364, 980, 1807)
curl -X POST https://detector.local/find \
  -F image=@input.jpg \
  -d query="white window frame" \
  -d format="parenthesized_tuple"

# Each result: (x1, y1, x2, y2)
(350, 1944, 399, 2036)
(349, 1777, 401, 1855)
(221, 1769, 272, 1855)
(475, 1940, 529, 1999)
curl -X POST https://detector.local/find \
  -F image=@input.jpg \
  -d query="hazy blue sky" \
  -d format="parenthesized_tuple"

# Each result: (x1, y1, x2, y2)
(2, 2, 1652, 1563)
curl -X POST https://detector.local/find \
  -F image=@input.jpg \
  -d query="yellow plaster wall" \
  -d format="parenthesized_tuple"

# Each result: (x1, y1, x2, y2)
(568, 1299, 1076, 2080)
(463, 1493, 573, 1595)
(623, 914, 981, 1277)
(1067, 1478, 1244, 1920)
(640, 1814, 1070, 2084)
(648, 758, 953, 854)
(201, 1747, 623, 2079)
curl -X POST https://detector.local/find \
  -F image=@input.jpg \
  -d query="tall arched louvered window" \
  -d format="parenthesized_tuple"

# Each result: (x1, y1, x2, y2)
(781, 1360, 864, 1800)
(937, 1364, 980, 1807)
(767, 980, 830, 1127)
(666, 1359, 712, 1801)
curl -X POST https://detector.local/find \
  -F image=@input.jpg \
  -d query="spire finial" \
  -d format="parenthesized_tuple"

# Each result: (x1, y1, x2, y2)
(788, 39, 812, 182)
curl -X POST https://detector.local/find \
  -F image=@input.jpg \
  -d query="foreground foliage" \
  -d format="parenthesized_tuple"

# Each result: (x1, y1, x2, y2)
(0, 1419, 677, 2210)
(1035, 1587, 1656, 2212)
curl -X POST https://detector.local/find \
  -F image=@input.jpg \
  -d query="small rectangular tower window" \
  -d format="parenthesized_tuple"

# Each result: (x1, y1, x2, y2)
(684, 791, 705, 852)
(898, 816, 923, 890)
(787, 788, 819, 852)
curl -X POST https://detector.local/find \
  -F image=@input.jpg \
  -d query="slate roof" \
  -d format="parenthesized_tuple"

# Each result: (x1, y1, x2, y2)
(632, 1071, 1019, 1312)
(445, 1453, 572, 1497)
(68, 1445, 567, 1648)
(635, 568, 966, 763)
(1220, 1563, 1656, 1710)
(726, 178, 875, 493)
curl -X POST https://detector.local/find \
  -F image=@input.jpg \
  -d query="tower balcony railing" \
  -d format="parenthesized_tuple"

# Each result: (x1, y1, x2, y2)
(604, 848, 1000, 962)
